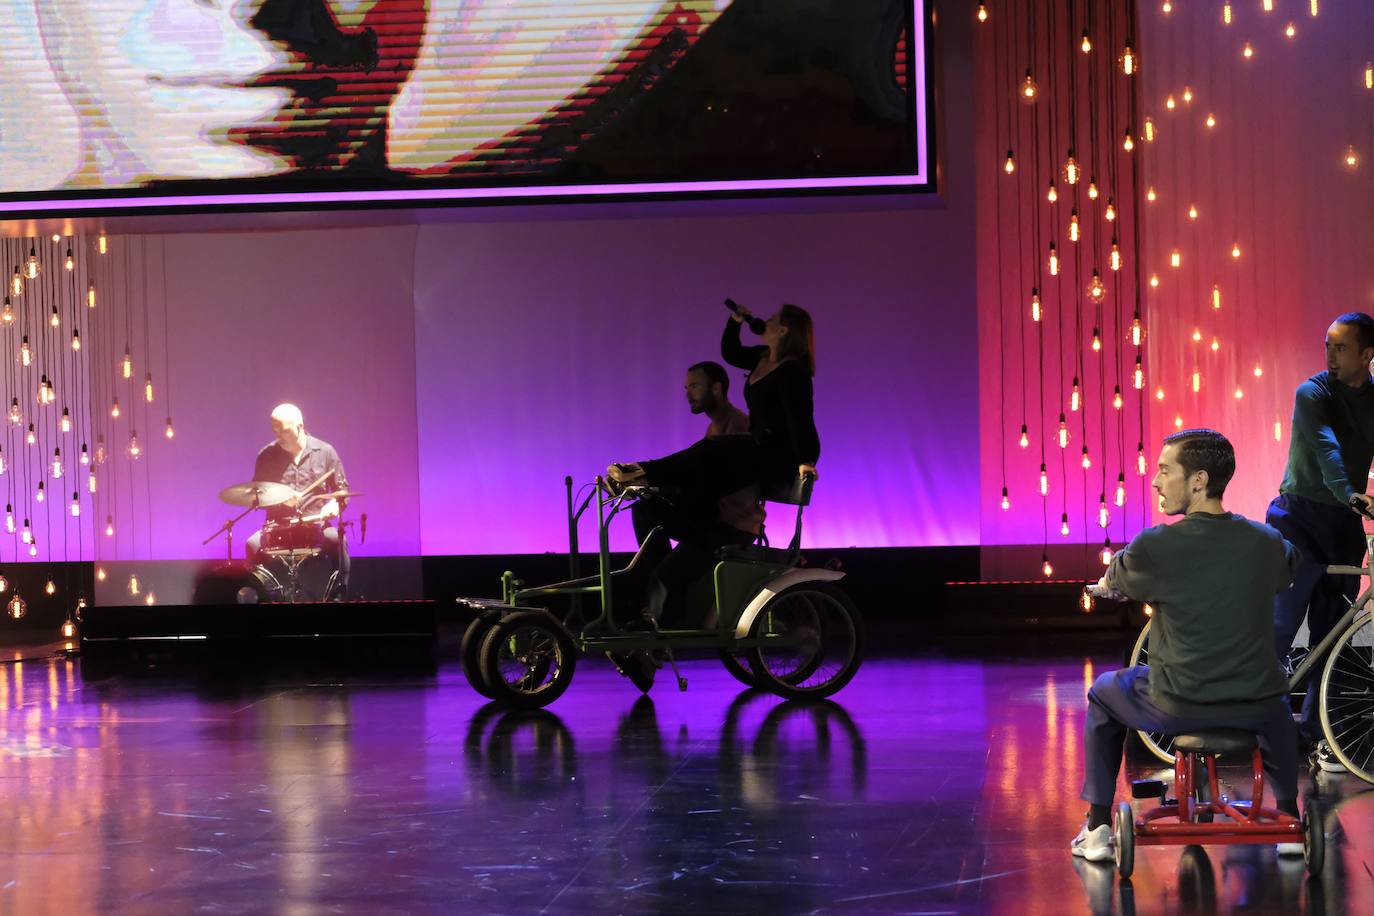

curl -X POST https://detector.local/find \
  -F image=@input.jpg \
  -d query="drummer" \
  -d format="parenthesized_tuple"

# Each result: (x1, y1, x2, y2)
(245, 404, 351, 593)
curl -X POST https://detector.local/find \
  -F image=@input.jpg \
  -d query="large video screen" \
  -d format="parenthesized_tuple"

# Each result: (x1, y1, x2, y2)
(0, 1, 930, 214)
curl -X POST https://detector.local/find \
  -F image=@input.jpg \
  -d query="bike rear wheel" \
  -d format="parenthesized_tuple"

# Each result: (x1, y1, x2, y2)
(1318, 610, 1374, 784)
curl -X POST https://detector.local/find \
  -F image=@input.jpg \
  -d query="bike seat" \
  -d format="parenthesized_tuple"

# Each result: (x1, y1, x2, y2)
(1174, 729, 1258, 756)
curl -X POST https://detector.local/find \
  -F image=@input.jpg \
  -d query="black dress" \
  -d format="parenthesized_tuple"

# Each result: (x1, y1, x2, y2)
(639, 318, 820, 501)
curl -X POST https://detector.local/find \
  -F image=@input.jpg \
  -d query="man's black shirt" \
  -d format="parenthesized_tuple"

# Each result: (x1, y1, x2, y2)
(253, 435, 349, 522)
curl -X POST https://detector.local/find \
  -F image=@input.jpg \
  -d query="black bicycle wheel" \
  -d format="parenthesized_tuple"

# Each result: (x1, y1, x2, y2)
(1318, 610, 1374, 784)
(461, 613, 501, 699)
(720, 651, 759, 688)
(746, 583, 864, 701)
(1128, 620, 1176, 765)
(479, 611, 577, 709)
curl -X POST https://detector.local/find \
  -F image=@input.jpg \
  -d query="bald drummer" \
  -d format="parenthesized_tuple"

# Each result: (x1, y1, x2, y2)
(245, 404, 351, 594)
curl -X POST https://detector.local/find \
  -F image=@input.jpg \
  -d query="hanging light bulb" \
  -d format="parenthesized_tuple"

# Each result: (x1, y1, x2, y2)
(44, 580, 56, 597)
(1132, 315, 1143, 346)
(1223, 2, 1233, 24)
(96, 435, 106, 464)
(1192, 327, 1202, 343)
(7, 595, 26, 620)
(1113, 386, 1123, 410)
(1253, 362, 1264, 378)
(1231, 241, 1242, 259)
(1211, 285, 1222, 310)
(1092, 328, 1103, 352)
(1004, 150, 1016, 174)
(1042, 555, 1054, 578)
(71, 328, 80, 352)
(3, 506, 12, 534)
(1087, 179, 1099, 200)
(1109, 240, 1122, 271)
(165, 417, 175, 440)
(1366, 62, 1374, 90)
(1210, 337, 1220, 353)
(1030, 287, 1042, 322)
(25, 424, 35, 447)
(1285, 21, 1296, 38)
(1048, 243, 1060, 276)
(1019, 70, 1039, 103)
(35, 482, 44, 503)
(1182, 86, 1194, 103)
(7, 398, 19, 426)
(51, 449, 61, 479)
(64, 248, 74, 272)
(1134, 358, 1145, 390)
(105, 516, 114, 537)
(1122, 129, 1135, 152)
(1242, 42, 1255, 60)
(976, 1, 988, 23)
(1187, 204, 1199, 221)
(145, 593, 157, 607)
(87, 283, 96, 308)
(1192, 368, 1202, 393)
(1104, 199, 1117, 222)
(1310, 0, 1318, 18)
(145, 373, 154, 403)
(24, 246, 39, 280)
(1144, 118, 1156, 142)
(1174, 413, 1184, 429)
(1275, 419, 1283, 441)
(9, 268, 21, 299)
(1100, 541, 1114, 566)
(1170, 249, 1182, 269)
(1166, 94, 1177, 110)
(70, 491, 80, 517)
(1234, 386, 1245, 400)
(1205, 112, 1217, 129)
(128, 431, 141, 459)
(21, 518, 31, 544)
(128, 574, 140, 597)
(1071, 378, 1082, 412)
(1098, 497, 1110, 528)
(1138, 443, 1148, 476)
(1061, 513, 1071, 537)
(80, 443, 89, 465)
(111, 398, 120, 419)
(49, 305, 59, 328)
(1156, 385, 1166, 400)
(1063, 151, 1080, 184)
(1018, 424, 1029, 449)
(0, 298, 11, 325)
(96, 567, 107, 582)
(1344, 145, 1360, 171)
(62, 616, 75, 639)
(1150, 273, 1160, 288)
(1087, 270, 1106, 303)
(1080, 30, 1092, 54)
(1000, 486, 1010, 511)
(1115, 474, 1128, 507)
(1046, 181, 1059, 204)
(97, 232, 108, 255)
(121, 347, 132, 379)
(19, 335, 31, 366)
(1057, 414, 1070, 448)
(1081, 447, 1092, 470)
(1069, 210, 1081, 242)
(1120, 41, 1137, 75)
(1039, 463, 1050, 496)
(1146, 186, 1157, 202)
(88, 471, 97, 494)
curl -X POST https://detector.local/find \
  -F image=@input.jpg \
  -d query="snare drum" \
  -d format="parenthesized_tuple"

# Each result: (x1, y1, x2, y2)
(260, 521, 326, 558)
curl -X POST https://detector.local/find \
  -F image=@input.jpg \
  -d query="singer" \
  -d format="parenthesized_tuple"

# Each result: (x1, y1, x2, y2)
(609, 303, 820, 503)
(245, 403, 352, 594)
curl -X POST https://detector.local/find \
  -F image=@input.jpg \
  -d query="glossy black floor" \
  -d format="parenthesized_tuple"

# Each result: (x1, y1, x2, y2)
(0, 641, 1368, 914)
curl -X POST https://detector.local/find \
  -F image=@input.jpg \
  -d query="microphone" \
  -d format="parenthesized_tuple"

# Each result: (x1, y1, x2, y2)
(724, 298, 767, 335)
(360, 513, 368, 545)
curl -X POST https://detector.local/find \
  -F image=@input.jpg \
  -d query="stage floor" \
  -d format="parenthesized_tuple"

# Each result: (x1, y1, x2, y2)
(0, 651, 1368, 914)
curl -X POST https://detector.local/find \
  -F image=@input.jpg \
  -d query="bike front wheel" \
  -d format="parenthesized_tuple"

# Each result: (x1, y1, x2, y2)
(1318, 609, 1374, 784)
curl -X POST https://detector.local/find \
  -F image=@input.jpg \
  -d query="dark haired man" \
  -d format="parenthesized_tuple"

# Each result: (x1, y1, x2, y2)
(1073, 430, 1300, 861)
(1267, 312, 1374, 771)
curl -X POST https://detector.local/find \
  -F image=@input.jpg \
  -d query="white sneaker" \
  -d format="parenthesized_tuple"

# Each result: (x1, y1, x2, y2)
(1315, 740, 1347, 774)
(1276, 841, 1305, 857)
(1071, 823, 1115, 862)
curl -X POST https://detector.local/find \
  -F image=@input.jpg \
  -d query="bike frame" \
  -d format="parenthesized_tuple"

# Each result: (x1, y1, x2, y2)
(1287, 532, 1374, 692)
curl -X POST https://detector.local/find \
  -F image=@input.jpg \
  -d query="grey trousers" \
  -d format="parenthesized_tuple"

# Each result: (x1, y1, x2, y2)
(1080, 666, 1298, 807)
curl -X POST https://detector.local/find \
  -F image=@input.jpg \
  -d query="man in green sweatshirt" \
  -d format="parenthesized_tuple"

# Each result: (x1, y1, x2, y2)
(1267, 312, 1374, 771)
(1072, 429, 1300, 862)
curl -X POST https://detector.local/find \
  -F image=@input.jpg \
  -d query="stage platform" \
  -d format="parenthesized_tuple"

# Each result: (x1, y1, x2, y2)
(79, 600, 437, 664)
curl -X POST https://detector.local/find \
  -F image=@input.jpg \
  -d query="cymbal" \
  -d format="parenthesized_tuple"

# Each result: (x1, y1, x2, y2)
(320, 490, 364, 500)
(219, 481, 296, 507)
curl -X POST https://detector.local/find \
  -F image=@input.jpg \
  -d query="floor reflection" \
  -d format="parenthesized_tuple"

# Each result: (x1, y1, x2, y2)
(0, 654, 1367, 912)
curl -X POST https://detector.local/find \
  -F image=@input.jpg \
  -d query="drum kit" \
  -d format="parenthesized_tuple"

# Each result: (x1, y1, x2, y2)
(204, 476, 364, 603)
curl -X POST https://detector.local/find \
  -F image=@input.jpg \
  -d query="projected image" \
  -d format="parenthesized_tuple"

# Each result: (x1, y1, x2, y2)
(0, 0, 924, 204)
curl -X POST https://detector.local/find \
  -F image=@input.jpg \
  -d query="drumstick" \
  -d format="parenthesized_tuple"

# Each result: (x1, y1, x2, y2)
(296, 468, 336, 501)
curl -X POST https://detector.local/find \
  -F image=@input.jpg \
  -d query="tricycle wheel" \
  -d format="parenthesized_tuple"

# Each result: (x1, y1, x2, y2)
(479, 611, 577, 709)
(746, 583, 864, 701)
(719, 651, 759, 688)
(461, 612, 501, 698)
(1304, 797, 1325, 876)
(1114, 801, 1135, 878)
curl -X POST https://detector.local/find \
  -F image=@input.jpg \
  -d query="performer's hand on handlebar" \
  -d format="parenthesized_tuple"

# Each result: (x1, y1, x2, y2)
(1351, 493, 1374, 519)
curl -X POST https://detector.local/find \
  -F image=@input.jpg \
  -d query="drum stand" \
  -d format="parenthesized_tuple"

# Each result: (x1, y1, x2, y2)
(202, 500, 259, 562)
